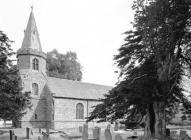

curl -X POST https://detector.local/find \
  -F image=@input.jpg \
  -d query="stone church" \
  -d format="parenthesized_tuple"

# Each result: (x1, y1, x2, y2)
(17, 9, 112, 129)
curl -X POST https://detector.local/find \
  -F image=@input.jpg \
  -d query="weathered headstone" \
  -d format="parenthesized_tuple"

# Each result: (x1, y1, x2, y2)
(26, 127, 30, 139)
(170, 131, 178, 139)
(14, 135, 17, 140)
(92, 127, 101, 140)
(38, 136, 42, 140)
(46, 127, 49, 136)
(79, 126, 83, 133)
(82, 123, 88, 140)
(114, 134, 123, 140)
(104, 125, 112, 140)
(114, 122, 119, 131)
(39, 128, 42, 133)
(12, 130, 14, 135)
(180, 130, 187, 140)
(133, 131, 137, 136)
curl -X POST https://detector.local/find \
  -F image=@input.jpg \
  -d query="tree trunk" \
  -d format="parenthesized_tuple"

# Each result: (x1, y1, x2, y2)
(153, 101, 166, 138)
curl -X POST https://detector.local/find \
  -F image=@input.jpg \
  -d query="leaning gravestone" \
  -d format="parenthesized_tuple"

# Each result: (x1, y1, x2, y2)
(104, 125, 112, 140)
(82, 123, 88, 140)
(114, 134, 123, 140)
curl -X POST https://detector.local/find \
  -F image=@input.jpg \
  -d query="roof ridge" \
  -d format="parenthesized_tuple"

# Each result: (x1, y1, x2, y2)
(47, 76, 113, 88)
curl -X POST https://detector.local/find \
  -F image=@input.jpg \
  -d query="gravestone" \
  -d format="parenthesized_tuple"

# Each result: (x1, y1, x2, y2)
(180, 130, 187, 140)
(46, 127, 49, 136)
(92, 127, 101, 140)
(39, 128, 42, 133)
(82, 123, 88, 140)
(114, 134, 123, 140)
(114, 122, 119, 131)
(14, 135, 17, 140)
(79, 126, 83, 133)
(26, 127, 30, 139)
(104, 125, 112, 140)
(133, 131, 137, 136)
(12, 130, 14, 135)
(170, 131, 178, 139)
(38, 136, 41, 140)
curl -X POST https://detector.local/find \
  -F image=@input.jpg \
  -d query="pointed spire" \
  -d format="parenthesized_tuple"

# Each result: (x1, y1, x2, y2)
(20, 7, 42, 52)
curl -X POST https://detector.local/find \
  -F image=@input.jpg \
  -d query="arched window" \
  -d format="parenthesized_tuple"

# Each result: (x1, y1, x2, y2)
(32, 83, 38, 95)
(32, 58, 39, 70)
(76, 103, 84, 119)
(35, 114, 37, 119)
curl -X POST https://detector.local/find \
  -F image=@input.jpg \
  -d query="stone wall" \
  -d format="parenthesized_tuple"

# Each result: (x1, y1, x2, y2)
(54, 98, 105, 129)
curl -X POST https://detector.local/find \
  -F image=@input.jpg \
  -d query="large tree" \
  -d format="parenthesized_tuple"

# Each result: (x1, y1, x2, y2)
(88, 0, 191, 138)
(46, 49, 82, 81)
(0, 31, 31, 127)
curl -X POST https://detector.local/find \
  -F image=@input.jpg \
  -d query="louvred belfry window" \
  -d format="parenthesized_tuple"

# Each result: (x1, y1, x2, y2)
(76, 103, 84, 119)
(32, 58, 39, 70)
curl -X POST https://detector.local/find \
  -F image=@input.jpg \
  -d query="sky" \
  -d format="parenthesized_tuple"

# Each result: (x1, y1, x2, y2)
(1, 0, 134, 86)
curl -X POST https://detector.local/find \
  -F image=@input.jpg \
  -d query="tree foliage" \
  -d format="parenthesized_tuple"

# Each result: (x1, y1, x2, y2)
(88, 0, 191, 137)
(88, 57, 183, 122)
(46, 49, 82, 81)
(0, 31, 31, 125)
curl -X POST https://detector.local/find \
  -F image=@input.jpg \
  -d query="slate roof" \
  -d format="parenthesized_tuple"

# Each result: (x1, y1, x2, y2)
(47, 76, 112, 100)
(20, 9, 42, 52)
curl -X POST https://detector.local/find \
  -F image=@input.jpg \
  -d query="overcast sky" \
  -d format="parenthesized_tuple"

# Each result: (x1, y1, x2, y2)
(1, 0, 134, 86)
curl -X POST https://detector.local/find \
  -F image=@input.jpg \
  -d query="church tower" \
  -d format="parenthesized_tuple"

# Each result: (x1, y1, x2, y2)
(17, 8, 48, 128)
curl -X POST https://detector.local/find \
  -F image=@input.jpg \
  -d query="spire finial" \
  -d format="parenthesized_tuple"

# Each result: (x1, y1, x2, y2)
(31, 5, 34, 12)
